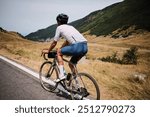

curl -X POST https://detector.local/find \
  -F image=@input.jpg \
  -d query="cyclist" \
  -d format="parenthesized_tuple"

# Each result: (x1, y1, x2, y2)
(42, 13, 88, 82)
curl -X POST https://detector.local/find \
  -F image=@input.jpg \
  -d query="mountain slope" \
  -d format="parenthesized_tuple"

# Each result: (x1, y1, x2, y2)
(84, 0, 150, 36)
(26, 0, 150, 41)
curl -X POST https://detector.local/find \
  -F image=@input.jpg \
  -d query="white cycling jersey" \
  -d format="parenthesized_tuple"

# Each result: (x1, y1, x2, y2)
(54, 24, 87, 44)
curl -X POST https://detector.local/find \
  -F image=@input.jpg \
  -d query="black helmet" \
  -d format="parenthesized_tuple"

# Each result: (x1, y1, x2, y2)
(56, 13, 69, 24)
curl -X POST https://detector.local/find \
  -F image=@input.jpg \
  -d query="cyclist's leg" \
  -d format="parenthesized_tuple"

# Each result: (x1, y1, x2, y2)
(57, 44, 76, 81)
(69, 55, 83, 74)
(57, 48, 64, 65)
(60, 45, 73, 75)
(56, 48, 66, 80)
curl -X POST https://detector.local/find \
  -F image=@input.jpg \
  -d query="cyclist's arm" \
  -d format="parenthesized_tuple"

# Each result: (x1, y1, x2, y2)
(48, 40, 57, 52)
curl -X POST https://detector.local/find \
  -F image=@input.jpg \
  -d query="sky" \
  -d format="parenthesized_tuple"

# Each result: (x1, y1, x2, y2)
(0, 0, 123, 36)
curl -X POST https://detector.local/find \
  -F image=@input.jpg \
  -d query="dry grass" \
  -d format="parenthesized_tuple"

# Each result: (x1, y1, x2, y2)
(0, 31, 150, 99)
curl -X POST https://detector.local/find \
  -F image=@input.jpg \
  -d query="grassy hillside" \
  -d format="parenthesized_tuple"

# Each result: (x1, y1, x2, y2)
(26, 0, 150, 41)
(71, 0, 150, 37)
(1, 28, 150, 99)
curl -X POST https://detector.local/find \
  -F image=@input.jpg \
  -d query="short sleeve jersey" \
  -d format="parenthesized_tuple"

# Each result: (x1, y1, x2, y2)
(54, 24, 87, 44)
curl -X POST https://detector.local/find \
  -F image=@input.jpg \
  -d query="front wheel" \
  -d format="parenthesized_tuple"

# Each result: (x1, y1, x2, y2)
(39, 61, 59, 92)
(69, 73, 100, 100)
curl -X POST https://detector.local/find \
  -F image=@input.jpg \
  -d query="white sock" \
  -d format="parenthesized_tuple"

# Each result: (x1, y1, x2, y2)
(58, 65, 65, 77)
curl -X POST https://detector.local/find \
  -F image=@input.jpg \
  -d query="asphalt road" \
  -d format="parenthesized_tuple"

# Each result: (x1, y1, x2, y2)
(0, 59, 66, 100)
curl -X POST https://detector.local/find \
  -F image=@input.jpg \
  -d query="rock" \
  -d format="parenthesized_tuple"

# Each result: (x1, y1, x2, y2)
(133, 72, 148, 83)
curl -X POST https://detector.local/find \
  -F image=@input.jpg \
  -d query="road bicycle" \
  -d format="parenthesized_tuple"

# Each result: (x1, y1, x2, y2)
(39, 51, 100, 100)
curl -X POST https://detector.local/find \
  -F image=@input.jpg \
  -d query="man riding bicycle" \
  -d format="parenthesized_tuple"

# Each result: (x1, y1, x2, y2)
(42, 13, 88, 82)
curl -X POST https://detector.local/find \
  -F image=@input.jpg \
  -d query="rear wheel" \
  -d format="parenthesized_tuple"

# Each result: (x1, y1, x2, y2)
(69, 73, 100, 100)
(39, 61, 59, 92)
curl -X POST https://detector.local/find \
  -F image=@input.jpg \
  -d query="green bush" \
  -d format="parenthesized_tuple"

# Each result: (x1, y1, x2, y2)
(99, 52, 122, 64)
(122, 46, 138, 64)
(99, 47, 138, 64)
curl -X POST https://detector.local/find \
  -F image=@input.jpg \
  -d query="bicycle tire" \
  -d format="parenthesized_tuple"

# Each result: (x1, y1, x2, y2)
(69, 72, 100, 100)
(39, 61, 59, 92)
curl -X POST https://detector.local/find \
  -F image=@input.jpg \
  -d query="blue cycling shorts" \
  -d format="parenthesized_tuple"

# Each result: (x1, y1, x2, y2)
(61, 42, 88, 64)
